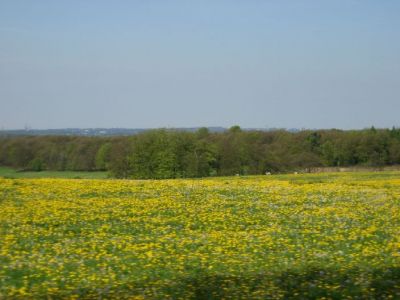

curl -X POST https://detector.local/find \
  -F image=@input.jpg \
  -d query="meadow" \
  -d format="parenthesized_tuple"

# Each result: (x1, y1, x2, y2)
(0, 172, 399, 299)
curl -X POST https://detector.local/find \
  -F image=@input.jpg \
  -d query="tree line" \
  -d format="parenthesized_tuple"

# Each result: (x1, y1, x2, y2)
(1, 126, 400, 178)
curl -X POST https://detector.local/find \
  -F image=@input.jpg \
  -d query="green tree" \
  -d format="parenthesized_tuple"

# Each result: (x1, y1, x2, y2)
(95, 143, 112, 170)
(108, 139, 133, 178)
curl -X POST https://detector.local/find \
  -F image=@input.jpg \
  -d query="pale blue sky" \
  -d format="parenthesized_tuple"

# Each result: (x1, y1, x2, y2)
(1, 1, 399, 129)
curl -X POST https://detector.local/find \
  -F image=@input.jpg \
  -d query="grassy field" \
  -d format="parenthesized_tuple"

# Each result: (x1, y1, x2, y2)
(0, 173, 399, 299)
(0, 166, 108, 179)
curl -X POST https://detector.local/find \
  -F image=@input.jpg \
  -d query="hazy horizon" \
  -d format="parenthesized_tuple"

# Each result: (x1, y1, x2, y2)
(1, 1, 399, 130)
(1, 125, 395, 132)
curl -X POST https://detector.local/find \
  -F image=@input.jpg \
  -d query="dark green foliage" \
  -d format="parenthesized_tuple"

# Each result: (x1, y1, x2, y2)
(108, 139, 133, 178)
(165, 267, 400, 299)
(1, 127, 400, 178)
(27, 158, 45, 171)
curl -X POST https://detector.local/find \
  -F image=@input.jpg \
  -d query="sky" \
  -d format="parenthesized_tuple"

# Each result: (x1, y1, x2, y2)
(1, 1, 399, 130)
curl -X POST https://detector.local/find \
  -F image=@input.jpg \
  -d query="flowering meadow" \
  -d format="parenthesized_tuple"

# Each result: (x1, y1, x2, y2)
(0, 173, 399, 299)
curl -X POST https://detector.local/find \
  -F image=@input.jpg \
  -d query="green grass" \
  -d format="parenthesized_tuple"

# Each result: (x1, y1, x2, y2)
(0, 166, 108, 179)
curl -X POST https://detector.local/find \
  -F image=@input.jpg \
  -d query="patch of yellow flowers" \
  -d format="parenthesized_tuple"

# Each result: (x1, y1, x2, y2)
(0, 173, 399, 299)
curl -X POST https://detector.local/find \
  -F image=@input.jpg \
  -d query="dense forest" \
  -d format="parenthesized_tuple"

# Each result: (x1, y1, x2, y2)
(1, 126, 400, 179)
